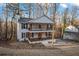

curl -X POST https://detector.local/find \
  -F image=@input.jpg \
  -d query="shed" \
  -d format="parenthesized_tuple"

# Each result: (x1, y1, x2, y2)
(63, 25, 79, 41)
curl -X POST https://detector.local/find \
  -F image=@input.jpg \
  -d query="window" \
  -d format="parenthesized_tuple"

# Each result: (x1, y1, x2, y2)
(49, 32, 52, 36)
(32, 33, 34, 37)
(47, 32, 52, 37)
(26, 33, 28, 37)
(21, 23, 25, 29)
(22, 33, 26, 38)
(21, 23, 28, 29)
(47, 24, 52, 30)
(48, 24, 51, 28)
(39, 24, 41, 29)
(25, 23, 28, 29)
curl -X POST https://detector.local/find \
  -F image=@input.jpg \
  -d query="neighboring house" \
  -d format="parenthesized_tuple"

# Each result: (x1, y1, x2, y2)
(63, 25, 79, 41)
(17, 15, 54, 44)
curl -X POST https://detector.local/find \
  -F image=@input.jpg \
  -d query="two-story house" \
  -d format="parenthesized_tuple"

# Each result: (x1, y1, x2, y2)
(17, 15, 54, 43)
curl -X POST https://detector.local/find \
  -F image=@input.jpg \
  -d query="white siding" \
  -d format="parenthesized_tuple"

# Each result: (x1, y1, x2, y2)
(17, 23, 28, 41)
(41, 24, 47, 30)
(34, 33, 38, 38)
(42, 33, 46, 38)
(17, 22, 22, 41)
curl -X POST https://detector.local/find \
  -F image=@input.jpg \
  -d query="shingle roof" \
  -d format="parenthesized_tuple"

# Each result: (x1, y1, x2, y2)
(18, 15, 53, 24)
(28, 15, 53, 24)
(65, 25, 79, 32)
(18, 17, 32, 23)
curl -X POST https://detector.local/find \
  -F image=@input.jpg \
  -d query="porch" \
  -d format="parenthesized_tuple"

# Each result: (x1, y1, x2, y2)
(28, 32, 52, 42)
(29, 37, 52, 42)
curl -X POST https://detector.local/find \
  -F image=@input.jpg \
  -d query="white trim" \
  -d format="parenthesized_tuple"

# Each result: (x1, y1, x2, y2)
(20, 29, 54, 33)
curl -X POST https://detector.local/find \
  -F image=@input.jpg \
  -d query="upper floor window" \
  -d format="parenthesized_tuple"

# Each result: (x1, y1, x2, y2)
(21, 23, 28, 29)
(39, 24, 41, 29)
(48, 24, 52, 30)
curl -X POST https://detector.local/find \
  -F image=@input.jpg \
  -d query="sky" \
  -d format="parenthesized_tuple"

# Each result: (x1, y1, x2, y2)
(0, 4, 3, 14)
(0, 0, 79, 3)
(0, 3, 79, 20)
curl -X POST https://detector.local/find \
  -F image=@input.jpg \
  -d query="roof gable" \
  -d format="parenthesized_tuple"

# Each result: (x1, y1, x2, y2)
(28, 15, 53, 24)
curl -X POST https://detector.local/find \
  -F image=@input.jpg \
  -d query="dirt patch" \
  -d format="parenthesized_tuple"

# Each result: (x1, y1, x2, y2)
(0, 39, 79, 49)
(0, 41, 47, 49)
(0, 39, 79, 56)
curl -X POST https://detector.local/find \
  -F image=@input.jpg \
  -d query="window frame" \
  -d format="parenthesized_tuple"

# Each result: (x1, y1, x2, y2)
(21, 33, 26, 38)
(47, 24, 52, 30)
(21, 23, 28, 29)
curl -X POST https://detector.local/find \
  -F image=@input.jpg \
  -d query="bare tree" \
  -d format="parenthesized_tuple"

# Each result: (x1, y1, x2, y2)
(61, 7, 68, 39)
(71, 5, 79, 25)
(0, 18, 2, 40)
(49, 3, 59, 47)
(1, 3, 19, 41)
(28, 3, 32, 18)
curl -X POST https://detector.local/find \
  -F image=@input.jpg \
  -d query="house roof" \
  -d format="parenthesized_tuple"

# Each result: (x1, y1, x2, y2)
(28, 15, 53, 24)
(18, 17, 32, 23)
(65, 25, 79, 32)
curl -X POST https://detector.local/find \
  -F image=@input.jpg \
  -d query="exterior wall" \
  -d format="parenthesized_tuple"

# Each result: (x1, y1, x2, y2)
(41, 24, 48, 30)
(30, 23, 52, 31)
(33, 33, 38, 38)
(17, 23, 28, 41)
(17, 22, 22, 41)
(63, 32, 79, 40)
(17, 22, 53, 42)
(41, 32, 46, 38)
(31, 24, 39, 30)
(28, 23, 52, 40)
(28, 32, 52, 39)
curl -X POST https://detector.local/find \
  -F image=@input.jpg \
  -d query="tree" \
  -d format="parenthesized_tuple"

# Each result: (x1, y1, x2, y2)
(0, 18, 2, 40)
(38, 3, 60, 47)
(1, 3, 19, 41)
(3, 3, 13, 41)
(61, 7, 68, 39)
(28, 3, 32, 18)
(71, 5, 79, 25)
